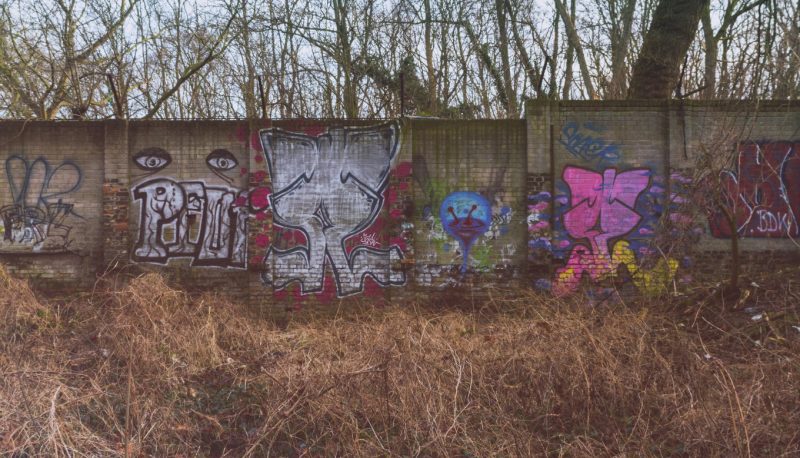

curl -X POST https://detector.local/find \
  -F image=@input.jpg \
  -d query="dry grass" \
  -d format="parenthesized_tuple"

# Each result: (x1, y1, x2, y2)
(1, 266, 799, 457)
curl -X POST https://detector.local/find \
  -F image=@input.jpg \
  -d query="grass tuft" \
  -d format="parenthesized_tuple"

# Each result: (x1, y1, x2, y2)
(1, 265, 799, 456)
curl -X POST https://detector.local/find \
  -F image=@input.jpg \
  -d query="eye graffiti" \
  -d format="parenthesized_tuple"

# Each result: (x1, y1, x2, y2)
(129, 146, 248, 269)
(133, 147, 172, 172)
(133, 148, 241, 184)
(206, 149, 238, 172)
(206, 149, 239, 184)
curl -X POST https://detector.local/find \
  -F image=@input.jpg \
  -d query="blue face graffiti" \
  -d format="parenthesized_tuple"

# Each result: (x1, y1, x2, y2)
(440, 191, 491, 274)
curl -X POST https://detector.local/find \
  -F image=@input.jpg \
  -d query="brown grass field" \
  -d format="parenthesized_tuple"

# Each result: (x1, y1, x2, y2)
(1, 265, 799, 457)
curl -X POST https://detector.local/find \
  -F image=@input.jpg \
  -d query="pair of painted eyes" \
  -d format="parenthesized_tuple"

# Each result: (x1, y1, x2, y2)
(133, 148, 238, 172)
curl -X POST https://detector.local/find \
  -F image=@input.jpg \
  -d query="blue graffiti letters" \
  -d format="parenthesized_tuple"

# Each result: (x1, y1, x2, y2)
(559, 121, 621, 163)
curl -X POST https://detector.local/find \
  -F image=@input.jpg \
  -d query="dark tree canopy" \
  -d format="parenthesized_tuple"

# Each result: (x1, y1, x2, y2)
(628, 0, 709, 99)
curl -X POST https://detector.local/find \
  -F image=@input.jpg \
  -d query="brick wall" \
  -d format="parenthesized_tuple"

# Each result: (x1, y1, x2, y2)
(411, 120, 527, 291)
(0, 121, 104, 290)
(0, 102, 797, 303)
(527, 100, 800, 297)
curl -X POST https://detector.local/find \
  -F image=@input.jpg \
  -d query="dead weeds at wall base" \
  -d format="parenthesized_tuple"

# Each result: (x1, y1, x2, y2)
(1, 266, 799, 457)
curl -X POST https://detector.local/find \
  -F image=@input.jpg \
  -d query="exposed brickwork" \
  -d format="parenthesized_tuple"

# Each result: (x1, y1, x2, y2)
(102, 179, 129, 264)
(0, 102, 797, 304)
(103, 120, 130, 267)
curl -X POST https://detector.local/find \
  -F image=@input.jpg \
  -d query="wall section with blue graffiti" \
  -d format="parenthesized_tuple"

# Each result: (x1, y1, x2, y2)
(0, 102, 798, 300)
(411, 120, 527, 287)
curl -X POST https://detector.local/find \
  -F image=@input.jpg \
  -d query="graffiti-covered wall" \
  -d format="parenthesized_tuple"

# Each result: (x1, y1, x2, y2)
(126, 122, 251, 296)
(412, 120, 527, 288)
(530, 107, 684, 297)
(709, 141, 800, 239)
(0, 122, 104, 288)
(0, 100, 798, 303)
(528, 100, 800, 298)
(256, 121, 411, 304)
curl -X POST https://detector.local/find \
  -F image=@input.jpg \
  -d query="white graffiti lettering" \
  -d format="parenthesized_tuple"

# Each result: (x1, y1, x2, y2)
(259, 123, 405, 297)
(132, 178, 247, 268)
(754, 209, 793, 234)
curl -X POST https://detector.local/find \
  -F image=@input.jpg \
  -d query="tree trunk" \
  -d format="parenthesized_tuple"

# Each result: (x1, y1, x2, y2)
(504, 0, 541, 98)
(495, 0, 517, 115)
(554, 0, 597, 99)
(241, 0, 257, 118)
(561, 0, 575, 99)
(548, 7, 559, 98)
(424, 0, 437, 114)
(628, 0, 708, 99)
(700, 4, 717, 99)
(334, 0, 357, 118)
(609, 0, 637, 98)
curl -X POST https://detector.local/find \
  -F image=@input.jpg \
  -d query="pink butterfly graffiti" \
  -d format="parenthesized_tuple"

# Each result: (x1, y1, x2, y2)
(555, 166, 650, 294)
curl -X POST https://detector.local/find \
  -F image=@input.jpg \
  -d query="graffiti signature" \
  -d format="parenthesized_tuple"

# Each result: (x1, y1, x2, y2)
(711, 141, 800, 238)
(559, 121, 621, 163)
(0, 155, 82, 251)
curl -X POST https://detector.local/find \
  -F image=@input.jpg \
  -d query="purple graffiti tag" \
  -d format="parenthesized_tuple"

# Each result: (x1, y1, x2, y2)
(554, 166, 650, 295)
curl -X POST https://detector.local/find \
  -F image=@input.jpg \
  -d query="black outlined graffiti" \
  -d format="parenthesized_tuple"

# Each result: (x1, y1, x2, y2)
(132, 147, 172, 173)
(0, 155, 82, 251)
(205, 149, 239, 184)
(131, 148, 247, 268)
(259, 123, 406, 297)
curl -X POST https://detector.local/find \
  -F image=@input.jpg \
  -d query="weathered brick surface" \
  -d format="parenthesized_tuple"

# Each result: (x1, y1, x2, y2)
(0, 121, 104, 289)
(103, 120, 130, 267)
(0, 102, 797, 303)
(411, 119, 527, 293)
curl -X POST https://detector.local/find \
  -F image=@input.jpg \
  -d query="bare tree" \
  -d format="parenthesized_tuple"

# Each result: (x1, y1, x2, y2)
(629, 0, 708, 99)
(0, 0, 138, 119)
(700, 0, 769, 99)
(0, 0, 797, 119)
(554, 0, 597, 99)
